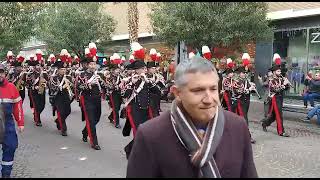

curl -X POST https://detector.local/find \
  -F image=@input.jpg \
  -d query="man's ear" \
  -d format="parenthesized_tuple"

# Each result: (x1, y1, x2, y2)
(172, 85, 181, 102)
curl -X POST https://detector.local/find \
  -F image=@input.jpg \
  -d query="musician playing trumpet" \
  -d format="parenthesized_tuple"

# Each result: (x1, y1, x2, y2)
(261, 54, 290, 137)
(7, 56, 27, 102)
(107, 59, 123, 129)
(221, 68, 234, 112)
(233, 66, 257, 144)
(49, 59, 73, 136)
(146, 61, 165, 117)
(25, 59, 49, 127)
(77, 54, 104, 150)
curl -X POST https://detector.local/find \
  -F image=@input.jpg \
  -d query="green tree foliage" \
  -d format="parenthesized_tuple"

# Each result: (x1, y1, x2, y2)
(149, 2, 273, 51)
(35, 2, 116, 58)
(0, 2, 46, 59)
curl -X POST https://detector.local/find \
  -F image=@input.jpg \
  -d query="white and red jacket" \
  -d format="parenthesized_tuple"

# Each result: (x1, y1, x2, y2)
(0, 79, 24, 127)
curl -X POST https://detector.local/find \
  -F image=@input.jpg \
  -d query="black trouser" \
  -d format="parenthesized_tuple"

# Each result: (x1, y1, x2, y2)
(126, 102, 152, 137)
(108, 90, 122, 126)
(80, 101, 85, 122)
(262, 94, 285, 135)
(19, 89, 25, 102)
(54, 93, 71, 133)
(263, 99, 271, 118)
(236, 94, 250, 125)
(150, 93, 160, 117)
(222, 91, 233, 112)
(30, 90, 46, 123)
(27, 89, 33, 109)
(80, 94, 101, 146)
(124, 102, 152, 159)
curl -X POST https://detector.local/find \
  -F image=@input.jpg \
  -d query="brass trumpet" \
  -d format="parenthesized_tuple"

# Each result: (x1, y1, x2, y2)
(38, 70, 47, 94)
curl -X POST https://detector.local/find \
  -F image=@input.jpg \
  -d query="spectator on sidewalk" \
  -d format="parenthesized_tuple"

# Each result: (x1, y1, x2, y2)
(301, 104, 320, 126)
(303, 72, 320, 108)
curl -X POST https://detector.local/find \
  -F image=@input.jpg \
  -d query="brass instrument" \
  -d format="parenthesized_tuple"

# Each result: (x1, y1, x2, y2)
(87, 70, 102, 91)
(38, 70, 47, 95)
(59, 75, 74, 100)
(248, 82, 261, 99)
(280, 74, 294, 88)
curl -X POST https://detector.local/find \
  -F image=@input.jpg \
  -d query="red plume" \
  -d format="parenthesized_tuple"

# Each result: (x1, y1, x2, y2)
(242, 59, 250, 66)
(274, 58, 281, 65)
(203, 53, 212, 60)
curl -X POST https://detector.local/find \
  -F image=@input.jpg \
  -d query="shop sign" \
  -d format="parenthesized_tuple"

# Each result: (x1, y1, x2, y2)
(311, 33, 320, 43)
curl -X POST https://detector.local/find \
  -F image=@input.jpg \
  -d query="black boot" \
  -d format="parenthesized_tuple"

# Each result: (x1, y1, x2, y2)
(55, 119, 61, 130)
(61, 131, 68, 136)
(36, 121, 42, 127)
(262, 123, 267, 132)
(304, 101, 308, 108)
(250, 137, 256, 144)
(108, 114, 114, 123)
(280, 132, 290, 137)
(82, 134, 87, 142)
(91, 144, 101, 150)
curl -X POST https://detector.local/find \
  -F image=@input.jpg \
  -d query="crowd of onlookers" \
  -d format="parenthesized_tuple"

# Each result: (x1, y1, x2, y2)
(301, 70, 320, 125)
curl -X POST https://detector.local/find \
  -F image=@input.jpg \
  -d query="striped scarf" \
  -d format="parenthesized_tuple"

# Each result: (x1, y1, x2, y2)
(170, 100, 225, 178)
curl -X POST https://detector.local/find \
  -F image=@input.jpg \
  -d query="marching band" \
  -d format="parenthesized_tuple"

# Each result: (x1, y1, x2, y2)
(1, 43, 291, 152)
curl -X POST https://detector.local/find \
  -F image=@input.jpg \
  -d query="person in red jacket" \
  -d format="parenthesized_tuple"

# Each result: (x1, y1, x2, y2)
(0, 64, 24, 178)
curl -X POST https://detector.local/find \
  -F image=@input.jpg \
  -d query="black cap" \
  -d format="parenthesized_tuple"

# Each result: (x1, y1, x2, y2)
(53, 60, 67, 69)
(272, 65, 281, 71)
(147, 61, 158, 68)
(13, 61, 22, 67)
(224, 68, 234, 75)
(28, 60, 39, 66)
(125, 63, 133, 70)
(132, 60, 146, 70)
(235, 66, 246, 73)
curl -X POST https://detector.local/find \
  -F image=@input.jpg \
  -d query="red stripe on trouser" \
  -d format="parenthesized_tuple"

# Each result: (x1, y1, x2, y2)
(126, 105, 137, 137)
(29, 92, 38, 123)
(57, 110, 63, 132)
(148, 106, 153, 120)
(237, 101, 244, 117)
(80, 96, 94, 146)
(223, 92, 231, 111)
(271, 96, 284, 135)
(109, 95, 116, 126)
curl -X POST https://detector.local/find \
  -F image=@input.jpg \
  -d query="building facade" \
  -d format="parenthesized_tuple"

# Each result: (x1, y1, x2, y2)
(255, 2, 320, 95)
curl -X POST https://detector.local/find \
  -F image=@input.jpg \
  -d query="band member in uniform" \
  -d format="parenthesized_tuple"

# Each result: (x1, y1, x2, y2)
(123, 60, 160, 158)
(48, 54, 58, 119)
(77, 43, 104, 150)
(233, 66, 259, 144)
(0, 63, 24, 178)
(146, 61, 164, 117)
(221, 61, 235, 112)
(7, 55, 27, 102)
(261, 57, 291, 137)
(75, 55, 88, 123)
(26, 55, 49, 127)
(49, 59, 74, 136)
(258, 67, 274, 118)
(107, 53, 123, 129)
(25, 55, 36, 113)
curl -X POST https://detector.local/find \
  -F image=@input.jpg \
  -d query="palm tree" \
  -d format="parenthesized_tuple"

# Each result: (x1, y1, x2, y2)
(127, 2, 139, 44)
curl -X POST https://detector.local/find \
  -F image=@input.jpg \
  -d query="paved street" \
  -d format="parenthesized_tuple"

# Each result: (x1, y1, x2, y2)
(5, 95, 320, 178)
